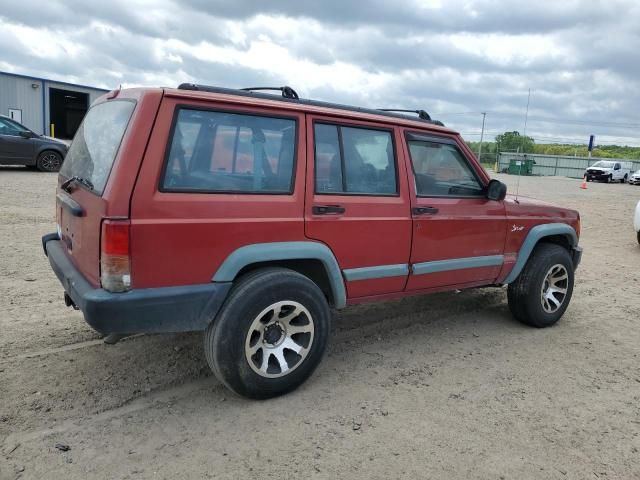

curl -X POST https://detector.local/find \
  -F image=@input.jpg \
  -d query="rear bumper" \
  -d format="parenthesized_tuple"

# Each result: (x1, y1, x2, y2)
(43, 236, 232, 335)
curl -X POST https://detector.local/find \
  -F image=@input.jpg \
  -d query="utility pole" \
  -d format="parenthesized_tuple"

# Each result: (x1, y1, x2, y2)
(478, 112, 487, 163)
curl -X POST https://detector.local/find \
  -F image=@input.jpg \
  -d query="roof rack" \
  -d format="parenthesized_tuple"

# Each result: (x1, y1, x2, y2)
(378, 109, 432, 121)
(176, 83, 443, 126)
(240, 86, 299, 99)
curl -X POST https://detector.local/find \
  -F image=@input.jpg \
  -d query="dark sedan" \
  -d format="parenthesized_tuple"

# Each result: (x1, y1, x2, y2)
(0, 115, 68, 171)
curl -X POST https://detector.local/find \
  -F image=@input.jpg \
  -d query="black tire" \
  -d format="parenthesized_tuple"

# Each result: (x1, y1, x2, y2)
(607, 175, 612, 183)
(36, 150, 63, 172)
(637, 231, 640, 245)
(507, 243, 575, 328)
(622, 174, 627, 183)
(205, 268, 331, 399)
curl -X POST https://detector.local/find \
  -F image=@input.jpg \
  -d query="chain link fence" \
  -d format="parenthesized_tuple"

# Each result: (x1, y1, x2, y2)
(496, 153, 640, 178)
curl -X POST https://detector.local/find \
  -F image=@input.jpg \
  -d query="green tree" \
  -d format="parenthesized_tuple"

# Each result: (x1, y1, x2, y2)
(495, 131, 535, 153)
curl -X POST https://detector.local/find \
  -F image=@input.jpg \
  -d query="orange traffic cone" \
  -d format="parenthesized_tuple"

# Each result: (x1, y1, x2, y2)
(580, 176, 588, 189)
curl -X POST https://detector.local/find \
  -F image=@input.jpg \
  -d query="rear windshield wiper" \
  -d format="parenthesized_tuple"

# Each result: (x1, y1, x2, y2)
(61, 176, 94, 193)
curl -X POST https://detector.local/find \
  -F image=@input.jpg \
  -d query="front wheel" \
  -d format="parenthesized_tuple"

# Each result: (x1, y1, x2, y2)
(36, 151, 63, 172)
(204, 268, 331, 399)
(507, 243, 575, 328)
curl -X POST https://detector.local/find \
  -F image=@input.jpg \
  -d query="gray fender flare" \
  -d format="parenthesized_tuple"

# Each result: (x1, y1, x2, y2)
(502, 223, 578, 284)
(212, 241, 347, 308)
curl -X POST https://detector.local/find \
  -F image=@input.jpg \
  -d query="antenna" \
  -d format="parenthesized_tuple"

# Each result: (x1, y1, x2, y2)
(514, 88, 531, 203)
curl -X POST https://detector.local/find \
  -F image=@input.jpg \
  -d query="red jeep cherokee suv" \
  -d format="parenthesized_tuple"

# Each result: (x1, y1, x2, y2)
(43, 84, 582, 399)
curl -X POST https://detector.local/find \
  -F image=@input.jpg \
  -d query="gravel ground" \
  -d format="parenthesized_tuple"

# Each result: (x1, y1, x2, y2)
(1, 167, 639, 480)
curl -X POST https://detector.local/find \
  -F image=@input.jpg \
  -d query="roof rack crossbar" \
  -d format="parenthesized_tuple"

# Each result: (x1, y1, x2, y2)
(378, 109, 432, 121)
(240, 86, 299, 99)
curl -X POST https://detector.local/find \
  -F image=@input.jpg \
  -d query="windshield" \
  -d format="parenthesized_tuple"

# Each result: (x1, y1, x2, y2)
(591, 161, 614, 168)
(60, 100, 135, 195)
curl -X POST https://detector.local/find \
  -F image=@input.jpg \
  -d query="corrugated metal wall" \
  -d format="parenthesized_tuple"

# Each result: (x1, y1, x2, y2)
(498, 153, 640, 178)
(0, 74, 44, 134)
(0, 72, 108, 136)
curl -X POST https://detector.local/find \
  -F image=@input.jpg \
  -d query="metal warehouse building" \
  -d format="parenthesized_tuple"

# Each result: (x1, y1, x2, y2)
(0, 71, 108, 140)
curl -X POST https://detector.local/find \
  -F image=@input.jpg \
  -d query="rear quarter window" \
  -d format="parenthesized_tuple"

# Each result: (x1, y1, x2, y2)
(60, 100, 135, 195)
(161, 108, 297, 194)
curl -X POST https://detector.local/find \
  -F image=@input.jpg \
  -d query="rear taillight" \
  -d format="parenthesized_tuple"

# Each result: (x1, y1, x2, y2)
(100, 220, 131, 292)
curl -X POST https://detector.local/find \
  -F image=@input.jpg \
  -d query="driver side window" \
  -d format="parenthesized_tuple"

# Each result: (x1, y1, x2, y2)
(0, 118, 22, 136)
(408, 139, 483, 197)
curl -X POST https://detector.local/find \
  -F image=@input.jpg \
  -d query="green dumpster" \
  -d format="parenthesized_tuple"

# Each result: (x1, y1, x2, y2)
(508, 158, 535, 175)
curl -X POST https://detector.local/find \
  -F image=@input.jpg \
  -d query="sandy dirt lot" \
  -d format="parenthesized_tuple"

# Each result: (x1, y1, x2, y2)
(1, 167, 639, 479)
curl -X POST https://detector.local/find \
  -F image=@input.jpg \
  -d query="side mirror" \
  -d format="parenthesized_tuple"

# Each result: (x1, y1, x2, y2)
(19, 131, 33, 139)
(486, 179, 507, 201)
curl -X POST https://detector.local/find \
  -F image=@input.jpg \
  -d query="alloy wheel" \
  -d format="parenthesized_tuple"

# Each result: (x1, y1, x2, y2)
(244, 300, 314, 378)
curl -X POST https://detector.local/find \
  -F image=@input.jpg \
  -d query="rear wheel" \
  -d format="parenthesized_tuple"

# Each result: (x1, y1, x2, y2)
(507, 243, 575, 328)
(622, 174, 628, 183)
(204, 268, 331, 399)
(36, 151, 63, 172)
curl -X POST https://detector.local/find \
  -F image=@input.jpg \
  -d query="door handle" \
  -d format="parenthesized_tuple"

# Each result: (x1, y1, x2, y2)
(313, 205, 346, 215)
(412, 206, 439, 215)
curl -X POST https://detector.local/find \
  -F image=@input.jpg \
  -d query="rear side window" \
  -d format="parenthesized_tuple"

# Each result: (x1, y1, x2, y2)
(60, 100, 135, 195)
(162, 108, 296, 194)
(314, 123, 397, 195)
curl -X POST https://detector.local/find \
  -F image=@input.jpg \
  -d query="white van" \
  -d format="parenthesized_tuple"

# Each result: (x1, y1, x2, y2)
(585, 160, 632, 183)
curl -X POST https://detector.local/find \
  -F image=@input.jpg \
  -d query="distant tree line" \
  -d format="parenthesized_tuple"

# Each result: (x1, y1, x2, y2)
(467, 131, 640, 164)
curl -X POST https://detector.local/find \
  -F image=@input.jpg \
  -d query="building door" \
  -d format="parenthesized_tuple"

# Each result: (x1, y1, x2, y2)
(49, 88, 89, 139)
(403, 131, 507, 291)
(304, 115, 412, 300)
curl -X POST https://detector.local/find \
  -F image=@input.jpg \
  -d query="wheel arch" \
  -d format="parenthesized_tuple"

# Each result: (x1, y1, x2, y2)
(36, 146, 66, 159)
(212, 242, 347, 309)
(503, 223, 578, 284)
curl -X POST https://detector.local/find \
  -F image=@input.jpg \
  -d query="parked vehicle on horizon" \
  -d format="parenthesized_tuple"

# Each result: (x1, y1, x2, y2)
(585, 160, 631, 183)
(42, 84, 583, 399)
(0, 115, 68, 171)
(628, 170, 640, 185)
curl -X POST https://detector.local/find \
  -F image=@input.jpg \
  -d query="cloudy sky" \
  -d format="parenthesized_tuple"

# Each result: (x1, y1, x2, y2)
(1, 0, 639, 146)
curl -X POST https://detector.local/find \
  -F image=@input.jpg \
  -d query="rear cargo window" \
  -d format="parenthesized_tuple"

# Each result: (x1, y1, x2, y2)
(162, 108, 296, 194)
(60, 100, 135, 195)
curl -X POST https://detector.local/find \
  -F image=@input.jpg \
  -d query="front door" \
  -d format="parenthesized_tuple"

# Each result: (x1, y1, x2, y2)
(0, 117, 33, 164)
(402, 131, 507, 291)
(304, 116, 412, 299)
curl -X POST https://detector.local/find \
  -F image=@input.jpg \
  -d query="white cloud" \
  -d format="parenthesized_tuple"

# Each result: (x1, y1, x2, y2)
(0, 0, 638, 145)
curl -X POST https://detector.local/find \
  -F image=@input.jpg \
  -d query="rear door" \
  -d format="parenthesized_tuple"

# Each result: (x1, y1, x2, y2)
(402, 131, 507, 291)
(129, 95, 306, 288)
(304, 115, 412, 299)
(56, 90, 161, 286)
